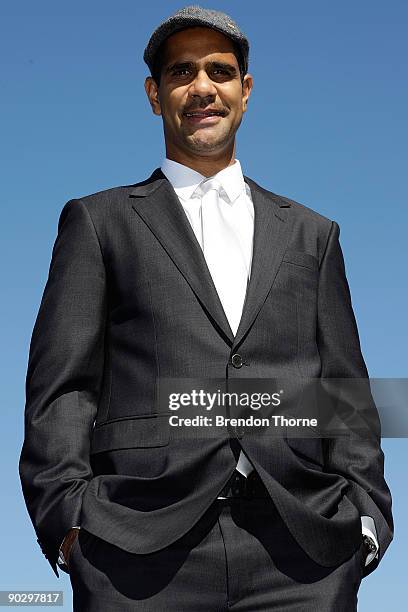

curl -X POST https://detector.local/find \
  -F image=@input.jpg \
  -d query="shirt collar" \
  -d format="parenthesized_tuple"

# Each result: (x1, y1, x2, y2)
(160, 157, 247, 204)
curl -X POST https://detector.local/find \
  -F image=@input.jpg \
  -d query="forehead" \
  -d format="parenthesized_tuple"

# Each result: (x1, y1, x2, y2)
(162, 26, 237, 64)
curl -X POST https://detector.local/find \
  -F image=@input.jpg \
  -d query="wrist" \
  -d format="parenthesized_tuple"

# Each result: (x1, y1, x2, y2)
(58, 527, 80, 567)
(363, 534, 377, 555)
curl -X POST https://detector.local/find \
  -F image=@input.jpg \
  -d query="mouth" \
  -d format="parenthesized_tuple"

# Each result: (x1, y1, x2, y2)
(182, 109, 227, 125)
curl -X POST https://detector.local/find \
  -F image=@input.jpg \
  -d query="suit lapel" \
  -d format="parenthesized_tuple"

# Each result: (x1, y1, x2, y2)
(129, 168, 293, 349)
(232, 175, 293, 348)
(130, 168, 235, 344)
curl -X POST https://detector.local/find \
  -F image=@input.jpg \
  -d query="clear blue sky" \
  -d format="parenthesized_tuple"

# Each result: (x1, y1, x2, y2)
(1, 1, 406, 609)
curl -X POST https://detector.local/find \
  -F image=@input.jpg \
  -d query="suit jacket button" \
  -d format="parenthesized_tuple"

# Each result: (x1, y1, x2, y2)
(231, 353, 243, 368)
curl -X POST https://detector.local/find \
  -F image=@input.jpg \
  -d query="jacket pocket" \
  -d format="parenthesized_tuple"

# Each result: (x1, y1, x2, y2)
(90, 413, 171, 453)
(282, 249, 318, 271)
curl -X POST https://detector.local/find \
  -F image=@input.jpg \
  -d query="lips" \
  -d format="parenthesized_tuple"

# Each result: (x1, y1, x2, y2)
(182, 109, 227, 126)
(183, 109, 226, 118)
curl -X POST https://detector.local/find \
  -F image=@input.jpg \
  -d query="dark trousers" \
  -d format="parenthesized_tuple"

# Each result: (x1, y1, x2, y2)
(69, 495, 365, 611)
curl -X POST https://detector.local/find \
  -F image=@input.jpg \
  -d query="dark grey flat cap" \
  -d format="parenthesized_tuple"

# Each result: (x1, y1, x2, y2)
(143, 5, 249, 77)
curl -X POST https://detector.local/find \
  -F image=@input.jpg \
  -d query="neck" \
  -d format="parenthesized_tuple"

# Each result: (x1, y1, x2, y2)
(165, 144, 236, 177)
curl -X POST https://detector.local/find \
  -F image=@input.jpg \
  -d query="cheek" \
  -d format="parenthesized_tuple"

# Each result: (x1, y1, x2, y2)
(227, 106, 243, 126)
(164, 96, 184, 124)
(226, 96, 244, 119)
(161, 108, 180, 130)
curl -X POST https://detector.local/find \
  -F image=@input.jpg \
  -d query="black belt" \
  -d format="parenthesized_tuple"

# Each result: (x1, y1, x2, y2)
(217, 469, 270, 499)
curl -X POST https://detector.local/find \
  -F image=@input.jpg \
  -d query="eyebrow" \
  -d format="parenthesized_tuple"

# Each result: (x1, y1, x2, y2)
(165, 60, 238, 75)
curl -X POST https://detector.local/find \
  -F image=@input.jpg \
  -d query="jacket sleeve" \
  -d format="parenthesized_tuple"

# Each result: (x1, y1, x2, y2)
(317, 220, 393, 578)
(19, 199, 107, 576)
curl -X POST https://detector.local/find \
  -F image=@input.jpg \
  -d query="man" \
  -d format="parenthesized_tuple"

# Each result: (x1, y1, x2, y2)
(19, 5, 393, 611)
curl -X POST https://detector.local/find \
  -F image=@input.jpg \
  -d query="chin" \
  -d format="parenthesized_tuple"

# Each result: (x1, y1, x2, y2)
(189, 132, 229, 151)
(188, 140, 225, 153)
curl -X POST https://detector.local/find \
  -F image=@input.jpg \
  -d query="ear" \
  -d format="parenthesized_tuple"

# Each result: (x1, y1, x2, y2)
(241, 73, 253, 113)
(145, 77, 162, 116)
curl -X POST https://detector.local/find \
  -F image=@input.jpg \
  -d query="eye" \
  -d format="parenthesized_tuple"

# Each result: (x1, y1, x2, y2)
(171, 68, 230, 77)
(172, 69, 191, 77)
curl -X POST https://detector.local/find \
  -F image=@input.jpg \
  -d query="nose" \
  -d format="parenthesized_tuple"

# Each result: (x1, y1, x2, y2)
(188, 69, 217, 99)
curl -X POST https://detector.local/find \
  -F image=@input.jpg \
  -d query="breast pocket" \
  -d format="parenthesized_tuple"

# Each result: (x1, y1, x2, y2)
(282, 249, 319, 272)
(90, 413, 171, 454)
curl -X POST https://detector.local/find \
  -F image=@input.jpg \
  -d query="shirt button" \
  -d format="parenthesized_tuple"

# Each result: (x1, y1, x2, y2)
(231, 353, 243, 368)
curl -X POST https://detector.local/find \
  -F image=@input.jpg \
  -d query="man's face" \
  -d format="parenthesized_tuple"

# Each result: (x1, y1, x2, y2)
(145, 27, 253, 159)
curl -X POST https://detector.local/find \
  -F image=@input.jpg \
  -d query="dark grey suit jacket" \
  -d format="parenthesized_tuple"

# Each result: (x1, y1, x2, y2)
(19, 168, 393, 578)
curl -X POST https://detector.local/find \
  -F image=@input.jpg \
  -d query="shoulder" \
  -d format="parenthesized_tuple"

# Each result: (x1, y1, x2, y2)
(245, 176, 333, 228)
(69, 182, 137, 213)
(244, 176, 336, 262)
(57, 173, 156, 225)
